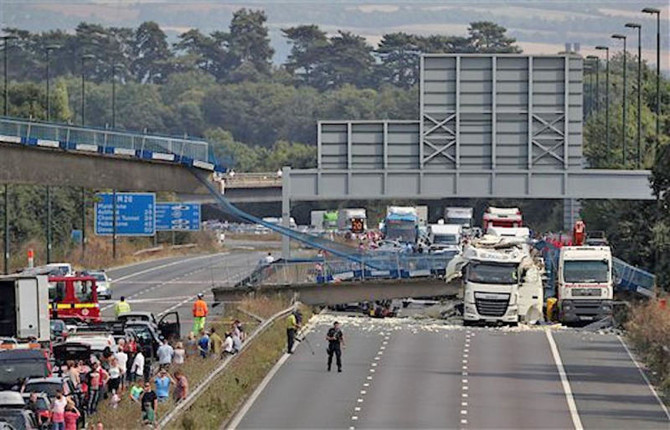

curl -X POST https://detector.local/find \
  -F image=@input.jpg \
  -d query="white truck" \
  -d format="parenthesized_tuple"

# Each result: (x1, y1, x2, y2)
(310, 210, 326, 230)
(428, 224, 462, 254)
(0, 275, 50, 342)
(447, 234, 544, 325)
(445, 207, 474, 229)
(557, 246, 613, 323)
(337, 208, 367, 233)
(483, 207, 523, 230)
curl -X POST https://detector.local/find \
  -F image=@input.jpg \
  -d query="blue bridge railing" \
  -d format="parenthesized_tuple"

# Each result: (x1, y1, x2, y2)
(0, 116, 225, 172)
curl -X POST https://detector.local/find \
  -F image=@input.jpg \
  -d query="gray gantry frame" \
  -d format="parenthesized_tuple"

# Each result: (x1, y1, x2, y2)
(287, 54, 652, 203)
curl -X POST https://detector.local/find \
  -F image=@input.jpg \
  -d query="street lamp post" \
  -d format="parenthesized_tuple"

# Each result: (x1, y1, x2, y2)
(642, 7, 661, 149)
(1, 35, 17, 116)
(612, 34, 627, 167)
(596, 46, 610, 164)
(80, 54, 94, 126)
(2, 35, 17, 275)
(44, 45, 60, 121)
(45, 44, 60, 264)
(587, 56, 600, 113)
(625, 23, 642, 168)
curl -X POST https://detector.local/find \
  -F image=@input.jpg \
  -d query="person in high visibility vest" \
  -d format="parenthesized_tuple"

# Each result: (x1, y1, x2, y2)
(192, 293, 209, 334)
(114, 296, 131, 318)
(286, 311, 300, 354)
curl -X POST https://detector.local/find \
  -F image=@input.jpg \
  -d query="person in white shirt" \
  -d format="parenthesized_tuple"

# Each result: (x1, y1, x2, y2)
(223, 332, 235, 355)
(173, 342, 186, 365)
(130, 350, 144, 382)
(115, 349, 128, 389)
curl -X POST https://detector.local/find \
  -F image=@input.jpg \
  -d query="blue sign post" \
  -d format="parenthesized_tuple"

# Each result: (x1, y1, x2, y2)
(95, 193, 156, 236)
(155, 203, 201, 231)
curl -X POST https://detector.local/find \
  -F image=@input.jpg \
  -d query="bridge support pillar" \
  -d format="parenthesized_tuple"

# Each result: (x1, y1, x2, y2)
(563, 198, 582, 231)
(281, 166, 291, 259)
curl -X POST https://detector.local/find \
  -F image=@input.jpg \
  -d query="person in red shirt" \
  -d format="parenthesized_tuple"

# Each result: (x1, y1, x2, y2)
(63, 401, 80, 430)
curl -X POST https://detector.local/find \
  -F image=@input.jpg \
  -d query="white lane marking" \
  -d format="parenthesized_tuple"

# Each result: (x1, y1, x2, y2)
(462, 360, 468, 364)
(462, 379, 468, 384)
(462, 386, 469, 391)
(354, 407, 361, 412)
(461, 419, 467, 424)
(371, 363, 377, 367)
(357, 398, 363, 403)
(462, 393, 468, 398)
(617, 335, 670, 420)
(363, 383, 369, 387)
(351, 416, 358, 421)
(460, 410, 467, 415)
(545, 329, 583, 430)
(112, 253, 225, 282)
(360, 390, 366, 395)
(367, 376, 373, 380)
(461, 402, 468, 407)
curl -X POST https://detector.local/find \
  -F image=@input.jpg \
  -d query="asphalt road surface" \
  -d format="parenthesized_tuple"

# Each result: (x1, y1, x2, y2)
(236, 315, 670, 430)
(99, 252, 262, 336)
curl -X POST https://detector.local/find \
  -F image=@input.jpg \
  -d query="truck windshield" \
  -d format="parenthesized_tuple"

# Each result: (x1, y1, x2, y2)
(433, 234, 458, 245)
(563, 260, 609, 283)
(386, 223, 417, 243)
(447, 217, 470, 227)
(467, 262, 517, 285)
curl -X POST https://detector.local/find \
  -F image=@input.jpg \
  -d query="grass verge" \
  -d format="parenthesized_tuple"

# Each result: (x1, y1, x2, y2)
(625, 298, 670, 399)
(169, 304, 313, 429)
(91, 308, 259, 429)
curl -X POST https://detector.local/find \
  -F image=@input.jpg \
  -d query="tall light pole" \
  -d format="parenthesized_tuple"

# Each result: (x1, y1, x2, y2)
(80, 54, 95, 126)
(45, 44, 60, 264)
(2, 35, 17, 275)
(612, 34, 627, 167)
(596, 46, 610, 164)
(1, 35, 17, 116)
(642, 7, 661, 149)
(587, 56, 600, 113)
(625, 23, 642, 168)
(111, 63, 124, 128)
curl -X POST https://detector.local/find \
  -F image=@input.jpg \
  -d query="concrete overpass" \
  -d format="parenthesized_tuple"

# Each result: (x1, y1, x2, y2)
(213, 277, 460, 306)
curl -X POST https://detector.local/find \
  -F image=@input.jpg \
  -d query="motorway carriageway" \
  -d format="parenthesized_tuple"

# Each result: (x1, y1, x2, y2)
(234, 314, 670, 430)
(99, 252, 262, 337)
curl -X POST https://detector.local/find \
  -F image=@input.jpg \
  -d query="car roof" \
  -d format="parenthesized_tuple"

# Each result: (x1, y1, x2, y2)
(25, 377, 63, 384)
(0, 350, 46, 360)
(0, 392, 24, 407)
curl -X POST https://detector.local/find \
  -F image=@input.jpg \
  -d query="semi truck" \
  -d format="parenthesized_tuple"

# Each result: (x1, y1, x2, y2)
(557, 245, 613, 323)
(447, 232, 544, 325)
(310, 210, 325, 230)
(483, 207, 523, 230)
(337, 208, 367, 234)
(445, 207, 474, 228)
(323, 211, 338, 231)
(382, 206, 419, 244)
(428, 223, 462, 254)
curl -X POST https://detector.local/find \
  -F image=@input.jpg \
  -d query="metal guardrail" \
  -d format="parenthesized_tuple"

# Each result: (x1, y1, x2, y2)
(0, 116, 224, 172)
(158, 303, 296, 427)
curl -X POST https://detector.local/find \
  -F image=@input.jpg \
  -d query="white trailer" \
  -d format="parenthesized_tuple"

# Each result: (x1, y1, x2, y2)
(0, 275, 50, 342)
(445, 207, 474, 228)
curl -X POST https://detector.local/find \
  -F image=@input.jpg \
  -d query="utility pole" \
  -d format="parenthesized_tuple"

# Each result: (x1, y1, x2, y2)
(625, 23, 642, 168)
(595, 46, 610, 164)
(642, 7, 661, 152)
(3, 184, 8, 275)
(612, 34, 627, 167)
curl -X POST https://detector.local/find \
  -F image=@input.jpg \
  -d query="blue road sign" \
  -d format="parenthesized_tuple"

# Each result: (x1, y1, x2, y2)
(95, 193, 156, 236)
(155, 202, 201, 231)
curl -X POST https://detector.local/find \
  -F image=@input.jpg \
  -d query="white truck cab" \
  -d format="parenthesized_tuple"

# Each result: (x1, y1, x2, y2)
(557, 246, 613, 323)
(428, 224, 462, 254)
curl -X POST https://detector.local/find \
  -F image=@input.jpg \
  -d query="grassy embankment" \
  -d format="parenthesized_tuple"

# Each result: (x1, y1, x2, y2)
(625, 298, 670, 399)
(170, 301, 312, 429)
(92, 296, 296, 429)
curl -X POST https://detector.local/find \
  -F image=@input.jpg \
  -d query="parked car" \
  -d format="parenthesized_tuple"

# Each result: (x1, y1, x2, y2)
(65, 332, 116, 354)
(117, 311, 180, 340)
(20, 393, 50, 425)
(22, 377, 73, 400)
(0, 392, 25, 409)
(81, 270, 112, 300)
(0, 351, 50, 391)
(0, 409, 37, 430)
(49, 320, 68, 343)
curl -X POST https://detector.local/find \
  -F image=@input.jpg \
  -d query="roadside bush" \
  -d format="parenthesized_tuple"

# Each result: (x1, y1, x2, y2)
(625, 299, 670, 396)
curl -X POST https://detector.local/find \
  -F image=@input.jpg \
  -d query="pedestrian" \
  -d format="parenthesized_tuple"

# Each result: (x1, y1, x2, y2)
(223, 332, 234, 356)
(173, 341, 186, 365)
(113, 296, 131, 318)
(185, 333, 197, 356)
(233, 319, 246, 342)
(26, 392, 43, 427)
(286, 311, 300, 354)
(157, 339, 174, 370)
(114, 347, 128, 390)
(63, 401, 80, 430)
(326, 321, 345, 372)
(107, 357, 122, 395)
(129, 382, 143, 403)
(197, 330, 210, 358)
(192, 293, 208, 334)
(140, 381, 157, 427)
(260, 252, 274, 267)
(173, 370, 188, 403)
(51, 390, 67, 430)
(231, 329, 242, 353)
(87, 363, 101, 414)
(130, 348, 145, 383)
(154, 369, 174, 403)
(209, 327, 223, 356)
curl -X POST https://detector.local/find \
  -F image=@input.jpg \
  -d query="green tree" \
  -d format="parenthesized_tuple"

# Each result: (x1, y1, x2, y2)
(132, 21, 172, 83)
(312, 31, 375, 91)
(377, 32, 422, 89)
(226, 9, 274, 77)
(282, 25, 329, 86)
(467, 21, 521, 53)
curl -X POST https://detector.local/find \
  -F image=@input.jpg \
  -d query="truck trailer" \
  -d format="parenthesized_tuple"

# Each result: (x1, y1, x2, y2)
(337, 208, 367, 233)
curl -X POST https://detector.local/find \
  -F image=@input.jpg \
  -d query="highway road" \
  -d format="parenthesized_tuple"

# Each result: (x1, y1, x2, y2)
(99, 252, 263, 336)
(236, 314, 670, 430)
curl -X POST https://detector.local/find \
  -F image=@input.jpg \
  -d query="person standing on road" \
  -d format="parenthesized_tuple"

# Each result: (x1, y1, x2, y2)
(114, 296, 131, 318)
(192, 293, 208, 334)
(286, 311, 300, 354)
(326, 321, 345, 372)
